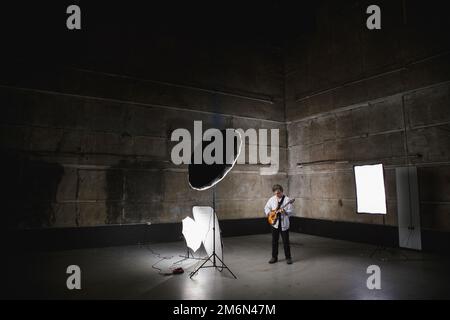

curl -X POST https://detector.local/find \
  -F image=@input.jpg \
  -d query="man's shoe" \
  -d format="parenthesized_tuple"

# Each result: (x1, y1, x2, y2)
(286, 258, 293, 264)
(268, 257, 278, 264)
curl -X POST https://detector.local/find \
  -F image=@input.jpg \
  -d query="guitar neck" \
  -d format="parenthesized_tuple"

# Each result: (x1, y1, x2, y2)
(282, 202, 290, 209)
(277, 201, 292, 211)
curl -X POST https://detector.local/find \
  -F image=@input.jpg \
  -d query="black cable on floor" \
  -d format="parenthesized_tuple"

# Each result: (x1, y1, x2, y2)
(143, 243, 177, 275)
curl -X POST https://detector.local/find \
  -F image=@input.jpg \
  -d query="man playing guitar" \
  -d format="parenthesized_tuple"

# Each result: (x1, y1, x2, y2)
(264, 184, 294, 264)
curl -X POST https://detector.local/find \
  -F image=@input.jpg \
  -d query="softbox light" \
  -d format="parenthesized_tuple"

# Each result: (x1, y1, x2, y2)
(354, 164, 387, 214)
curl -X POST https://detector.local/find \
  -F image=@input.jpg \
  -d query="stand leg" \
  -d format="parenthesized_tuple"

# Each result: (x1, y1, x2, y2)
(214, 253, 237, 279)
(213, 187, 216, 266)
(189, 253, 215, 278)
(175, 247, 206, 265)
(189, 253, 237, 279)
(368, 215, 404, 261)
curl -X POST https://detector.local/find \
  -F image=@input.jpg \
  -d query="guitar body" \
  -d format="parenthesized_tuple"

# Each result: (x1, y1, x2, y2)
(267, 198, 295, 225)
(267, 210, 278, 225)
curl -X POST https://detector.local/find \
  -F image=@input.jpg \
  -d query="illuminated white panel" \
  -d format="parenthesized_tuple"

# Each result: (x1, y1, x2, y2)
(182, 217, 202, 252)
(193, 206, 222, 260)
(354, 164, 387, 214)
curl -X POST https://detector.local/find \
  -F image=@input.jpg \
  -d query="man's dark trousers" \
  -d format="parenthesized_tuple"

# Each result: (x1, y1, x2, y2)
(272, 226, 291, 259)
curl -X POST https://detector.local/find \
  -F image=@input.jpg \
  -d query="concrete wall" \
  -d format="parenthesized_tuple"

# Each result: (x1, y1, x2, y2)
(0, 2, 287, 229)
(2, 1, 449, 239)
(285, 0, 450, 232)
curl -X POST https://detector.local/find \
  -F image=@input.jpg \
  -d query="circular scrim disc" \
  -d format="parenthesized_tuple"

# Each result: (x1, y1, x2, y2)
(188, 129, 242, 190)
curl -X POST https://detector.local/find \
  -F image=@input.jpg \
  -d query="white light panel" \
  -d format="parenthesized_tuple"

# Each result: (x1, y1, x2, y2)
(354, 164, 387, 214)
(192, 206, 222, 260)
(182, 217, 203, 252)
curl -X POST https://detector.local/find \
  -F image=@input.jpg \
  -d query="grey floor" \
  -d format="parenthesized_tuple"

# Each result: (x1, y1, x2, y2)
(4, 233, 450, 299)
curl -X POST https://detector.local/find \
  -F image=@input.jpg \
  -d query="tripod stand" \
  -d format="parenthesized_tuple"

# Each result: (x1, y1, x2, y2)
(189, 186, 237, 279)
(174, 245, 207, 265)
(368, 215, 408, 261)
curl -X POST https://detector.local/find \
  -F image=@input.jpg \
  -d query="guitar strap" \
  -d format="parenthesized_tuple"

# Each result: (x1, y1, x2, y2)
(275, 195, 286, 228)
(276, 196, 285, 211)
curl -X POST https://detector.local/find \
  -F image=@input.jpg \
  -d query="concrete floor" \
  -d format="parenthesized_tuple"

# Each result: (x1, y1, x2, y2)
(4, 233, 450, 299)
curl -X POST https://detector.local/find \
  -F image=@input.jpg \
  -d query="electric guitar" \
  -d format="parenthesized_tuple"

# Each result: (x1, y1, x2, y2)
(267, 198, 295, 225)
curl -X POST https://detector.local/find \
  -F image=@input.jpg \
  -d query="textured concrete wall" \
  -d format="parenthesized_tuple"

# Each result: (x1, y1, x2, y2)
(0, 3, 287, 229)
(2, 1, 449, 235)
(0, 66, 287, 228)
(285, 0, 450, 231)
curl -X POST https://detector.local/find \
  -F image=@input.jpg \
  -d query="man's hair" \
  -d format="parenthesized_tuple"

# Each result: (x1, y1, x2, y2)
(272, 184, 283, 192)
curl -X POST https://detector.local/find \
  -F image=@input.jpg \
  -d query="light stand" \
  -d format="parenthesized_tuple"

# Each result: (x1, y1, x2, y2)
(369, 215, 392, 260)
(189, 186, 237, 279)
(368, 215, 408, 261)
(174, 245, 207, 265)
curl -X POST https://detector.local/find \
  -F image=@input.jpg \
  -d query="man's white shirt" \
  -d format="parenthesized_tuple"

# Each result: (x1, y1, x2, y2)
(264, 195, 294, 231)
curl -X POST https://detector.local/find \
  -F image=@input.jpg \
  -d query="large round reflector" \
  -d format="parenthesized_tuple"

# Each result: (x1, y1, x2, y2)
(188, 129, 242, 190)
